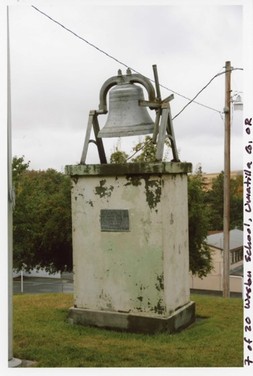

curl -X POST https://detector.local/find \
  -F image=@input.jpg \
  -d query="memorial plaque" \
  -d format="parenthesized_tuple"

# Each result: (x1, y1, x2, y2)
(100, 209, 129, 232)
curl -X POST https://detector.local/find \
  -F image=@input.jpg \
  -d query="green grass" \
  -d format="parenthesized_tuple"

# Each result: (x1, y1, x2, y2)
(13, 293, 243, 367)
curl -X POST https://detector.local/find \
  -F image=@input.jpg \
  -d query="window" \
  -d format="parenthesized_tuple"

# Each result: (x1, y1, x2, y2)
(231, 248, 243, 264)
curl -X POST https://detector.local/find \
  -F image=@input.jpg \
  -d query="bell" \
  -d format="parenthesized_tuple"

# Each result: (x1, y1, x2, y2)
(98, 82, 154, 138)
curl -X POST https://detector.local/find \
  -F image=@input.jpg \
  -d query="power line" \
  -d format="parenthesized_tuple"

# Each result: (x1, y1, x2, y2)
(31, 6, 136, 72)
(30, 5, 220, 114)
(172, 66, 243, 120)
(31, 5, 242, 119)
(173, 70, 226, 120)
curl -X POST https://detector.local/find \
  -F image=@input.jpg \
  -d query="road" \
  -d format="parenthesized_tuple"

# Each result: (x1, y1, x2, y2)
(13, 277, 73, 294)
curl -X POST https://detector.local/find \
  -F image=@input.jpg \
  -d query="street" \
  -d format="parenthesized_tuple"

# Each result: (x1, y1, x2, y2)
(13, 277, 73, 294)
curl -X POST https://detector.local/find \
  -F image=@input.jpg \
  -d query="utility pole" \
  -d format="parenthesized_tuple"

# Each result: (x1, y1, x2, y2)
(223, 61, 231, 298)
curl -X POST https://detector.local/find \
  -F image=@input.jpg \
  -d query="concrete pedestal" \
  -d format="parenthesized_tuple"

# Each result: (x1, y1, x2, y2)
(66, 162, 195, 333)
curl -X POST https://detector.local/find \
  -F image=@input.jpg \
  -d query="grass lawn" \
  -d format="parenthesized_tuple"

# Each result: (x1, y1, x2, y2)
(13, 293, 243, 367)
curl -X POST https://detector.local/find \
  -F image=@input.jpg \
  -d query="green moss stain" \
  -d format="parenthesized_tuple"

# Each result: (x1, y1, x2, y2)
(144, 178, 161, 209)
(124, 176, 142, 187)
(155, 273, 164, 291)
(72, 176, 79, 184)
(86, 199, 94, 207)
(154, 299, 166, 314)
(125, 175, 162, 209)
(95, 179, 114, 198)
(99, 290, 113, 310)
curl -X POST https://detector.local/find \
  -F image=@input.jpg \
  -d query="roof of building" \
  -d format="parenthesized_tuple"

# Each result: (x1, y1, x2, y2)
(206, 229, 243, 251)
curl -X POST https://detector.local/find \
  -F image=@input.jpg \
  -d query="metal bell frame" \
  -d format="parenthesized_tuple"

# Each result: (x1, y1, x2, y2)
(80, 65, 179, 164)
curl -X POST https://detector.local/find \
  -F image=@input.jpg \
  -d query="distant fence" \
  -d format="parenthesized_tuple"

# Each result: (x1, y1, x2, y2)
(13, 268, 61, 279)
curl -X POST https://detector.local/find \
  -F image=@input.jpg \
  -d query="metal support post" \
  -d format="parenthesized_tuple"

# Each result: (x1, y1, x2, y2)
(80, 111, 107, 164)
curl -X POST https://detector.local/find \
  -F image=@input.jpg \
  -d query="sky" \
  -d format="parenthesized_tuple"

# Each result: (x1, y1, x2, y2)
(7, 0, 246, 174)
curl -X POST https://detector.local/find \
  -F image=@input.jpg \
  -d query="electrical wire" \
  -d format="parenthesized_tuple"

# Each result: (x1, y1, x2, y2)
(31, 5, 135, 72)
(172, 72, 226, 119)
(172, 67, 243, 120)
(31, 5, 243, 120)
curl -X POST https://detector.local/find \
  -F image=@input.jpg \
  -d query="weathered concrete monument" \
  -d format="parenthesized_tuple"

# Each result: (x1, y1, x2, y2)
(66, 66, 195, 333)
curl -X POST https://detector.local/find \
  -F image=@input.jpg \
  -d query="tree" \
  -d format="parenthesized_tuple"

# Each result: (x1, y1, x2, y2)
(206, 172, 243, 231)
(109, 142, 212, 277)
(131, 136, 158, 163)
(110, 149, 128, 164)
(205, 172, 224, 231)
(188, 168, 212, 277)
(13, 159, 72, 273)
(110, 136, 172, 164)
(230, 175, 243, 229)
(12, 155, 30, 193)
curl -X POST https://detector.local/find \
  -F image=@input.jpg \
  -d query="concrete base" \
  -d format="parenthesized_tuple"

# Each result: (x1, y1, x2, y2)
(69, 301, 195, 334)
(8, 358, 22, 368)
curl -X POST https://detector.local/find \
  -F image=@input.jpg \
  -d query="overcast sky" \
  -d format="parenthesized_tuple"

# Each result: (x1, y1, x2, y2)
(9, 0, 245, 173)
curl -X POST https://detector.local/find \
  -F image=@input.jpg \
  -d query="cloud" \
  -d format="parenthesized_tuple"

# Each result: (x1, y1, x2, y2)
(10, 3, 243, 173)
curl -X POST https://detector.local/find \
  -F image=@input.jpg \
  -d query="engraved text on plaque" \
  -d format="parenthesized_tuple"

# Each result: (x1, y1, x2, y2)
(100, 209, 129, 232)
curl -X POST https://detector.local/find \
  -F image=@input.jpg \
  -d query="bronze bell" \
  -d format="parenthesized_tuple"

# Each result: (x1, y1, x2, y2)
(98, 82, 154, 138)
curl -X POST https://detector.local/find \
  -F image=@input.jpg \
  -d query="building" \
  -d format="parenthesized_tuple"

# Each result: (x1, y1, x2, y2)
(202, 170, 242, 191)
(189, 229, 243, 294)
